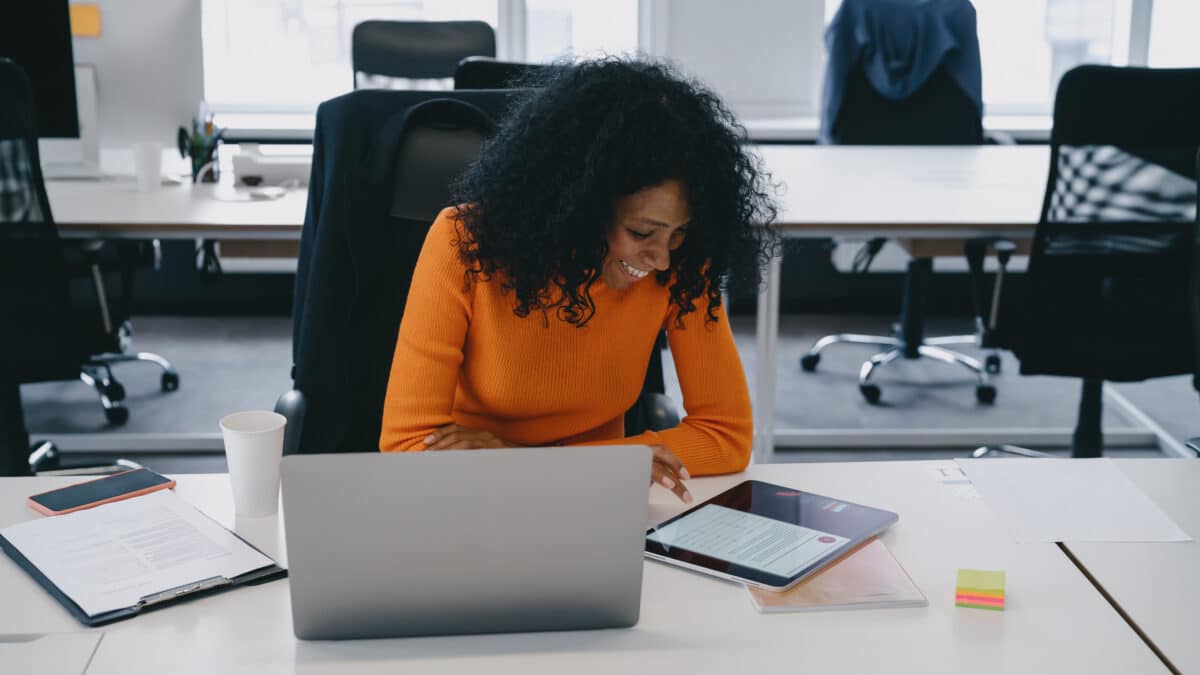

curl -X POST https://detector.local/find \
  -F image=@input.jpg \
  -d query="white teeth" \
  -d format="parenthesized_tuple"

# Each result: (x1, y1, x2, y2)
(620, 260, 649, 279)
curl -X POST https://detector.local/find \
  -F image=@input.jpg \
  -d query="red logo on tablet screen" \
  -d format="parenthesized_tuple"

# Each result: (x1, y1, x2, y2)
(818, 536, 836, 544)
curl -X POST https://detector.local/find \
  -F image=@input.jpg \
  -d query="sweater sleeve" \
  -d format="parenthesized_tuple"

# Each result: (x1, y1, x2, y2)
(574, 299, 753, 476)
(379, 209, 472, 451)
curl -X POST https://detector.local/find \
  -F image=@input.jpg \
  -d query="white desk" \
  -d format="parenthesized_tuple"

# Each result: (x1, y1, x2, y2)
(1062, 459, 1200, 674)
(47, 178, 306, 241)
(0, 461, 1167, 674)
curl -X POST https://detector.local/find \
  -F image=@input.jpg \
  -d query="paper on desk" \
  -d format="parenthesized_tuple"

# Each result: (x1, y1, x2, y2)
(956, 458, 1191, 543)
(0, 632, 103, 675)
(0, 490, 274, 617)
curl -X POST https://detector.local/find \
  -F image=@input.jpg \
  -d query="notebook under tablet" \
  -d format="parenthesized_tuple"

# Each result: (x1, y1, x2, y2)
(645, 480, 898, 590)
(281, 445, 651, 640)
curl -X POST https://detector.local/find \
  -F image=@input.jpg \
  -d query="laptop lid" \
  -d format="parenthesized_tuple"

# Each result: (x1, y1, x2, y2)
(280, 445, 651, 640)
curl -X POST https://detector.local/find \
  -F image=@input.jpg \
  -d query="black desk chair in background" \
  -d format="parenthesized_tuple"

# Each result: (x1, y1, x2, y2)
(801, 0, 997, 404)
(0, 59, 165, 475)
(274, 88, 678, 456)
(351, 20, 495, 89)
(453, 56, 554, 90)
(978, 66, 1200, 459)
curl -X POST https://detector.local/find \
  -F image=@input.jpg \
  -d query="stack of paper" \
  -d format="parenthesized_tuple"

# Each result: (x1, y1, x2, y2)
(956, 568, 1005, 611)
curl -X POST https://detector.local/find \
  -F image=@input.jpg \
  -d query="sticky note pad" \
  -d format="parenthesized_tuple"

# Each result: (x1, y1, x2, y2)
(70, 4, 102, 37)
(956, 568, 1005, 611)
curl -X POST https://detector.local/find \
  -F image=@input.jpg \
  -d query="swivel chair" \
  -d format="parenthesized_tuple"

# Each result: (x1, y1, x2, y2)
(980, 66, 1200, 458)
(801, 0, 994, 404)
(275, 88, 678, 456)
(1, 58, 167, 474)
(453, 56, 554, 90)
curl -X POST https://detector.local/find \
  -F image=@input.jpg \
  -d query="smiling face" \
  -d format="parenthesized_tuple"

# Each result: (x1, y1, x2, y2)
(600, 178, 692, 291)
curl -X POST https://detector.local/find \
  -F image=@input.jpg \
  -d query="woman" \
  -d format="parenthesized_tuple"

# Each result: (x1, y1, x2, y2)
(380, 58, 776, 503)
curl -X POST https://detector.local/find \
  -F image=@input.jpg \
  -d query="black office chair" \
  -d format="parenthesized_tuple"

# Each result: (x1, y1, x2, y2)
(0, 59, 158, 475)
(802, 0, 994, 404)
(979, 66, 1200, 459)
(453, 56, 555, 90)
(275, 88, 678, 456)
(351, 20, 496, 89)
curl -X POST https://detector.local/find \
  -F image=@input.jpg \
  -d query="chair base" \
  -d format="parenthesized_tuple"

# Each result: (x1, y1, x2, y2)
(802, 333, 996, 405)
(79, 351, 180, 426)
(800, 257, 997, 405)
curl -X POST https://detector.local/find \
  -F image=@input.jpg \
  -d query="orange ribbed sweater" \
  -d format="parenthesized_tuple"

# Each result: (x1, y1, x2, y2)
(379, 208, 753, 475)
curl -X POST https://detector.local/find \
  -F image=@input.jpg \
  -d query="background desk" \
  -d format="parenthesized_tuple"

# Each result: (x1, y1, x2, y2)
(47, 178, 305, 241)
(1062, 459, 1200, 674)
(48, 149, 1165, 458)
(0, 460, 1167, 674)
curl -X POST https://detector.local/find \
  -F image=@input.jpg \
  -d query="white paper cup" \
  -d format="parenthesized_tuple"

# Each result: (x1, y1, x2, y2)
(132, 142, 162, 192)
(220, 411, 286, 517)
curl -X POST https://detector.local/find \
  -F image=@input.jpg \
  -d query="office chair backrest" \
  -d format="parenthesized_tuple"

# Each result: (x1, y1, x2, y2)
(822, 0, 982, 145)
(351, 20, 496, 88)
(291, 89, 515, 455)
(1014, 66, 1200, 381)
(453, 56, 555, 90)
(833, 65, 981, 144)
(0, 58, 80, 382)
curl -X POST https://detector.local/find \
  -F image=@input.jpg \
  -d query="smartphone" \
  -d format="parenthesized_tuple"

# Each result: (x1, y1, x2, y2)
(27, 468, 176, 516)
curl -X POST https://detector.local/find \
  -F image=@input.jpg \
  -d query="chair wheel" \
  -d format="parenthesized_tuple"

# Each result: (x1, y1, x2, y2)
(104, 381, 126, 402)
(985, 354, 1002, 375)
(976, 384, 997, 404)
(105, 405, 129, 426)
(161, 371, 180, 392)
(800, 353, 821, 372)
(859, 383, 882, 404)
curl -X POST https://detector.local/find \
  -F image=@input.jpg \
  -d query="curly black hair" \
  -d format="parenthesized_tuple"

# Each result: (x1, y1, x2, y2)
(449, 57, 778, 327)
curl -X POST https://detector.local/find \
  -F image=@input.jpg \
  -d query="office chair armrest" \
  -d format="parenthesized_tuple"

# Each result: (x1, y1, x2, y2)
(971, 444, 1054, 459)
(638, 392, 681, 433)
(274, 389, 307, 455)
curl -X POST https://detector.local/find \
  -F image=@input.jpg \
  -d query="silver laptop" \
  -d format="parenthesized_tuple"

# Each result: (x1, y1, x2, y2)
(280, 445, 651, 640)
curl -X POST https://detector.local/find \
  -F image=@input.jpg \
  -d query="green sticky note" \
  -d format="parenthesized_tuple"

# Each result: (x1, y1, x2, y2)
(957, 568, 1005, 594)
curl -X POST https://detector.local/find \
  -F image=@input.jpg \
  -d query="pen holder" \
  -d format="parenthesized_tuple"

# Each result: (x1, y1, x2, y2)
(190, 141, 220, 183)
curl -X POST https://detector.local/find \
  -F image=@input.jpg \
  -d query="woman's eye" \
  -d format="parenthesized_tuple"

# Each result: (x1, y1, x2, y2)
(627, 228, 652, 240)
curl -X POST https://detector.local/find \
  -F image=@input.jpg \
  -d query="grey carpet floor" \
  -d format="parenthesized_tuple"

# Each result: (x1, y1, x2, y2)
(19, 314, 1197, 472)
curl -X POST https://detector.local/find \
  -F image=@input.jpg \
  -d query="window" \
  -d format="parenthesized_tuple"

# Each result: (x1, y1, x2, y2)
(522, 0, 638, 63)
(1147, 0, 1200, 67)
(202, 1, 497, 112)
(822, 0, 1197, 117)
(975, 0, 1124, 113)
(201, 0, 637, 114)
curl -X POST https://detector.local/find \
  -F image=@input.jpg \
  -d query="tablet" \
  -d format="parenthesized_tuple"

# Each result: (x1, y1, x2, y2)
(645, 480, 898, 590)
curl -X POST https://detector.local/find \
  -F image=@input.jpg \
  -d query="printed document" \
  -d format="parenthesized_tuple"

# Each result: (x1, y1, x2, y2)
(1, 490, 274, 617)
(956, 458, 1191, 542)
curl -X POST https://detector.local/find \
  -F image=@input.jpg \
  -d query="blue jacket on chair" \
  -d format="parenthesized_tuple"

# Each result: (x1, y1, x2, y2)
(821, 0, 982, 143)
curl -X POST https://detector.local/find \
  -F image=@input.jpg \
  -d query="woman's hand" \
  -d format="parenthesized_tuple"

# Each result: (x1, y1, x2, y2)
(650, 445, 693, 504)
(423, 424, 519, 450)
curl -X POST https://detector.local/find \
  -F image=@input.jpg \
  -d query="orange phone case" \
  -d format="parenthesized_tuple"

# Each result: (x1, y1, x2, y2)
(26, 470, 177, 516)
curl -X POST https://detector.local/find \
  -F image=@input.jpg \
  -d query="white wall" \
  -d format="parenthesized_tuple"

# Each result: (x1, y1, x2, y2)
(71, 0, 204, 147)
(644, 0, 825, 120)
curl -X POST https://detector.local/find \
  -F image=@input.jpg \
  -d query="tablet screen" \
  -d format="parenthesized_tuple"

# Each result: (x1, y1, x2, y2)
(647, 504, 851, 578)
(645, 480, 898, 589)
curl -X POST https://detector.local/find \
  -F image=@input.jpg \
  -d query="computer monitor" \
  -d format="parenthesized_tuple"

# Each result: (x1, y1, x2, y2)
(0, 0, 97, 172)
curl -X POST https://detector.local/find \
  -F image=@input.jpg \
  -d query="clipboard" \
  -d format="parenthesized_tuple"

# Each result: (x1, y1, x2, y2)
(0, 531, 286, 627)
